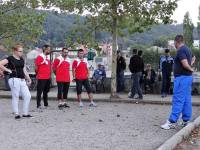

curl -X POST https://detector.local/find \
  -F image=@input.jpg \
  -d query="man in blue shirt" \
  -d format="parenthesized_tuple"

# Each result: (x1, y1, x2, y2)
(159, 49, 174, 97)
(91, 64, 106, 92)
(161, 35, 195, 130)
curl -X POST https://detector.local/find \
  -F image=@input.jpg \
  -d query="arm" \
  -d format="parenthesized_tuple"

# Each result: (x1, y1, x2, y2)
(87, 68, 90, 78)
(35, 56, 44, 73)
(181, 59, 194, 72)
(129, 57, 133, 72)
(123, 58, 126, 70)
(23, 66, 31, 84)
(103, 70, 106, 78)
(191, 56, 196, 66)
(52, 59, 59, 74)
(0, 59, 12, 74)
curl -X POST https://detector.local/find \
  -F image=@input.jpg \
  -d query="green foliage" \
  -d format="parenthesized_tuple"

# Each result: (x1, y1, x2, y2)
(153, 36, 168, 48)
(192, 48, 200, 71)
(197, 6, 200, 47)
(0, 0, 46, 50)
(183, 12, 194, 48)
(42, 0, 178, 46)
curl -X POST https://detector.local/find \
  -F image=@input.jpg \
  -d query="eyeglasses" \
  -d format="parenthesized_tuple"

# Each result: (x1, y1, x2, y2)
(17, 51, 23, 53)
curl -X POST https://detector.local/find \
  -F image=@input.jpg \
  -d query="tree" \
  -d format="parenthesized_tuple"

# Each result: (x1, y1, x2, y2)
(183, 12, 194, 48)
(41, 0, 178, 98)
(153, 37, 168, 48)
(0, 0, 46, 50)
(197, 6, 200, 48)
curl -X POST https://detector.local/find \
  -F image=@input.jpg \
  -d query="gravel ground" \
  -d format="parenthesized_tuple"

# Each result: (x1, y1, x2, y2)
(0, 99, 200, 150)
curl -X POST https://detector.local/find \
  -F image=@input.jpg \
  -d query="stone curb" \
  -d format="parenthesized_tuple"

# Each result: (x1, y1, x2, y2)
(1, 94, 200, 106)
(157, 115, 200, 150)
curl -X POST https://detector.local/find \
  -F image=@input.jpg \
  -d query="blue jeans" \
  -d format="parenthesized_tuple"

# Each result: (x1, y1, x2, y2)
(130, 72, 143, 98)
(169, 75, 193, 123)
(117, 71, 125, 92)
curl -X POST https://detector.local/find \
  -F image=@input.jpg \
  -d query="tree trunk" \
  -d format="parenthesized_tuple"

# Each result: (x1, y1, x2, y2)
(110, 17, 119, 98)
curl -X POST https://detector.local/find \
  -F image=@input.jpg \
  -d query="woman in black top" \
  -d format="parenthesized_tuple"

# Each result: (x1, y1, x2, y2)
(0, 44, 32, 119)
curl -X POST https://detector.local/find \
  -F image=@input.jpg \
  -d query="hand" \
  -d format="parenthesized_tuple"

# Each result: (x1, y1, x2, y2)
(190, 68, 194, 73)
(6, 69, 12, 74)
(26, 78, 32, 86)
(72, 78, 76, 82)
(0, 72, 4, 78)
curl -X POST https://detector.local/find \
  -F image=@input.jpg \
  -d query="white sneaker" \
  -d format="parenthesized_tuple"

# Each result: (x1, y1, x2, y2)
(161, 120, 176, 130)
(89, 101, 97, 107)
(79, 101, 84, 107)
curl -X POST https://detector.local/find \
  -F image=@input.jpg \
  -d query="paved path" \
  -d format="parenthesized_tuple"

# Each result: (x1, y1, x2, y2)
(0, 99, 200, 150)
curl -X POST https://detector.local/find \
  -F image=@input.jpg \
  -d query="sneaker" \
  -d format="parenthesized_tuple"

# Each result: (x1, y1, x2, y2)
(44, 106, 49, 109)
(22, 114, 33, 118)
(79, 101, 84, 107)
(161, 120, 176, 130)
(89, 101, 97, 107)
(15, 115, 21, 119)
(161, 94, 167, 98)
(178, 121, 190, 127)
(63, 103, 70, 108)
(135, 96, 143, 100)
(58, 103, 63, 109)
(128, 92, 133, 98)
(37, 106, 43, 112)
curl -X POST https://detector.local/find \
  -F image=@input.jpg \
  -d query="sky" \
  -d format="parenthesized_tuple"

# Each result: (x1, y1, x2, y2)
(172, 0, 200, 26)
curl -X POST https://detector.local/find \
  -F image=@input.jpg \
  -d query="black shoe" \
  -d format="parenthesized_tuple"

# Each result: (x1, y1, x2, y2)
(58, 104, 64, 109)
(22, 114, 33, 118)
(15, 115, 21, 119)
(63, 103, 70, 108)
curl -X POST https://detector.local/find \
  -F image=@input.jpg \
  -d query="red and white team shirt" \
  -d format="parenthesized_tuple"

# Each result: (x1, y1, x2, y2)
(35, 53, 51, 79)
(72, 58, 89, 80)
(53, 56, 71, 82)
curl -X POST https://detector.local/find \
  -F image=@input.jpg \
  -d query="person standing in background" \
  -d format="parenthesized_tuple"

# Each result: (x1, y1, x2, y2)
(117, 51, 126, 93)
(53, 48, 70, 109)
(35, 44, 51, 110)
(159, 48, 174, 98)
(128, 49, 144, 100)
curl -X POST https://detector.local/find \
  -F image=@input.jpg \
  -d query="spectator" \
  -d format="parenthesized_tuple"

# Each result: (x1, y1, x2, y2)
(128, 48, 144, 100)
(117, 51, 126, 93)
(143, 64, 156, 94)
(138, 50, 144, 86)
(159, 48, 174, 97)
(87, 48, 96, 70)
(91, 64, 106, 92)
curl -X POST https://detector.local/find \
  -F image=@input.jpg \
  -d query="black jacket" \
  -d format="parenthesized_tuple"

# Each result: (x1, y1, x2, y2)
(144, 69, 156, 83)
(117, 56, 126, 73)
(129, 55, 144, 73)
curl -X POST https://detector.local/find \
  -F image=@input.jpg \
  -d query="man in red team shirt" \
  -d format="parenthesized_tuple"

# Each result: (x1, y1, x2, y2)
(72, 49, 97, 107)
(53, 48, 70, 109)
(35, 45, 51, 109)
